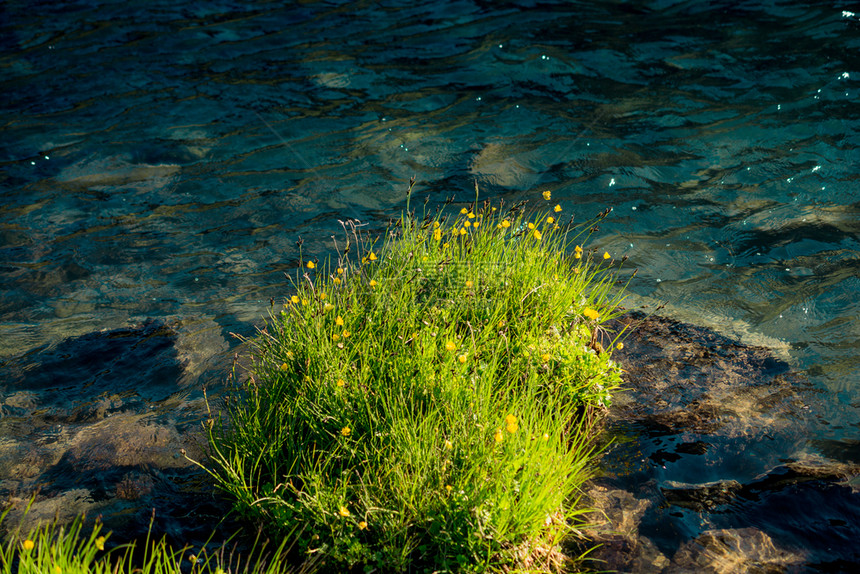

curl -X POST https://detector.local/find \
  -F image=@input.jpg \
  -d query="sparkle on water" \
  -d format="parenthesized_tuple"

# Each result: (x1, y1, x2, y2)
(1, 0, 858, 568)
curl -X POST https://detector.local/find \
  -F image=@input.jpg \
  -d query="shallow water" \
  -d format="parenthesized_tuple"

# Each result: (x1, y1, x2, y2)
(1, 0, 858, 568)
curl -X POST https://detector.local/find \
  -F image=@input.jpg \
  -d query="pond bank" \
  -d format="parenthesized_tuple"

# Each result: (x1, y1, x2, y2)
(3, 311, 850, 569)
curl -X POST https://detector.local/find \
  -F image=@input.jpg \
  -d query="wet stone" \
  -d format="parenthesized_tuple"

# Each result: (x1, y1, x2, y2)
(581, 312, 841, 572)
(575, 486, 671, 573)
(661, 479, 744, 512)
(666, 527, 805, 573)
(0, 318, 233, 547)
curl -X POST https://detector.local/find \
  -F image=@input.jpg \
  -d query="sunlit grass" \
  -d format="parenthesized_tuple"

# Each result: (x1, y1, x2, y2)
(202, 185, 630, 572)
(0, 507, 313, 574)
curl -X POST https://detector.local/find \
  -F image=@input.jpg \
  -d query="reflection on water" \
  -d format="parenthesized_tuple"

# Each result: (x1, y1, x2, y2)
(1, 0, 858, 568)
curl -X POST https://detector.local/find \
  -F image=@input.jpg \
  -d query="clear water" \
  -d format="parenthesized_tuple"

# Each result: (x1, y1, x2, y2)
(1, 0, 858, 567)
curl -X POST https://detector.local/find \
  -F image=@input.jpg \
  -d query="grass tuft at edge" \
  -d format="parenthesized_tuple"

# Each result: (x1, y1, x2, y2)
(202, 185, 631, 572)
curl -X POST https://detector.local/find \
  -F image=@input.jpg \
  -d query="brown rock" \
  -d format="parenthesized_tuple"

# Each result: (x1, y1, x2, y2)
(666, 527, 805, 573)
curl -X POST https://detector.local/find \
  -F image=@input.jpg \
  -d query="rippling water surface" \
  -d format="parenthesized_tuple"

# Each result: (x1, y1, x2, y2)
(1, 0, 858, 568)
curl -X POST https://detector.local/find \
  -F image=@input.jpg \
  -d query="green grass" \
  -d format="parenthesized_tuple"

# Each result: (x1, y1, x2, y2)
(0, 507, 312, 574)
(202, 186, 629, 572)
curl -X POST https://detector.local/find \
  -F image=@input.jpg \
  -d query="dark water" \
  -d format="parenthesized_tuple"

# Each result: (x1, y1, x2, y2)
(1, 0, 858, 568)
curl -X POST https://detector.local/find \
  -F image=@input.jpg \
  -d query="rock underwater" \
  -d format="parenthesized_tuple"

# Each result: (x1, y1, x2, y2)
(0, 318, 233, 546)
(577, 312, 860, 573)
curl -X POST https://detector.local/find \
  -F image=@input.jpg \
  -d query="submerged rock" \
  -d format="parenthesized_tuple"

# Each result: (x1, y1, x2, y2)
(581, 312, 857, 572)
(576, 486, 671, 573)
(0, 318, 232, 546)
(666, 528, 805, 573)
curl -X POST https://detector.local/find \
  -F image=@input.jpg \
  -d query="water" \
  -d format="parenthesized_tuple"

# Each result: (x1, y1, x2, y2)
(1, 0, 858, 568)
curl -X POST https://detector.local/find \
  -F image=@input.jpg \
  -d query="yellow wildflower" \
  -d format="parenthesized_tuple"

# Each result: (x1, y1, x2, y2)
(54, 565, 62, 574)
(301, 298, 308, 306)
(541, 353, 550, 362)
(494, 429, 504, 443)
(341, 426, 351, 436)
(433, 221, 440, 229)
(333, 277, 341, 285)
(332, 334, 340, 341)
(603, 251, 611, 260)
(542, 433, 550, 441)
(339, 505, 350, 517)
(433, 228, 442, 241)
(369, 252, 377, 261)
(22, 539, 34, 551)
(554, 204, 562, 212)
(527, 222, 535, 230)
(291, 295, 300, 304)
(337, 267, 344, 275)
(445, 485, 453, 493)
(358, 521, 368, 530)
(467, 212, 475, 219)
(307, 261, 315, 269)
(543, 190, 552, 200)
(444, 439, 453, 450)
(323, 303, 334, 312)
(505, 414, 517, 425)
(459, 228, 467, 235)
(574, 266, 581, 274)
(460, 207, 468, 214)
(443, 242, 449, 249)
(501, 219, 511, 228)
(336, 315, 344, 326)
(457, 354, 467, 364)
(547, 216, 554, 224)
(616, 342, 624, 350)
(279, 362, 289, 371)
(464, 220, 471, 228)
(342, 330, 351, 338)
(337, 379, 346, 387)
(506, 422, 518, 433)
(369, 279, 377, 287)
(533, 229, 542, 240)
(465, 280, 473, 288)
(446, 341, 456, 352)
(583, 308, 600, 321)
(95, 536, 105, 551)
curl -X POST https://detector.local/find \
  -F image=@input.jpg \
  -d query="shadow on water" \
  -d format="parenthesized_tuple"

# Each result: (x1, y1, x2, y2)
(0, 320, 236, 549)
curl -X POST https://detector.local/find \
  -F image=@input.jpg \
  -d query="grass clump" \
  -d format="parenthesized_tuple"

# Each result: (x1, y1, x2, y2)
(204, 185, 629, 572)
